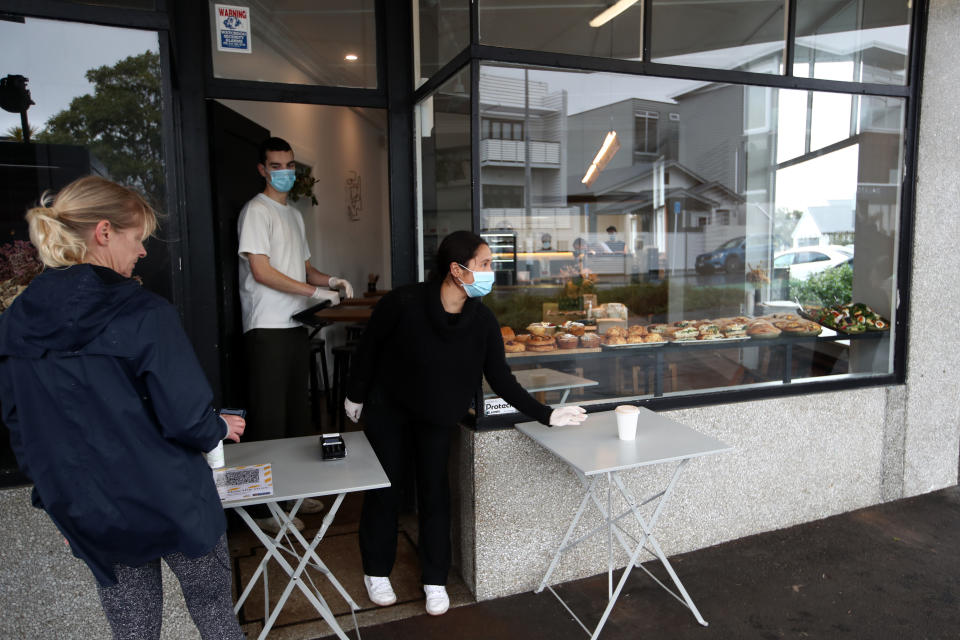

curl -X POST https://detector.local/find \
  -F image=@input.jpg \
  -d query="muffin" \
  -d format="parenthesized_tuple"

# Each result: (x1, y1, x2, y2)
(561, 321, 585, 336)
(627, 324, 648, 336)
(627, 334, 646, 344)
(555, 333, 579, 349)
(604, 326, 628, 339)
(513, 333, 531, 344)
(579, 332, 601, 348)
(642, 333, 665, 343)
(526, 322, 556, 337)
(603, 335, 627, 346)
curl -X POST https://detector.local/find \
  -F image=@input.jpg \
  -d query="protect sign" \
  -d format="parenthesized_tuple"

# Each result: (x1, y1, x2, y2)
(483, 398, 517, 416)
(215, 4, 252, 53)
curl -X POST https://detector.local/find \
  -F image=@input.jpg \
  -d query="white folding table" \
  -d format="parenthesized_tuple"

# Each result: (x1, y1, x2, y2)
(516, 409, 731, 638)
(223, 432, 389, 640)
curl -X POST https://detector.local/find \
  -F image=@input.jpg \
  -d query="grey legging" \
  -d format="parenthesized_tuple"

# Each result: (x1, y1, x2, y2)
(96, 534, 245, 640)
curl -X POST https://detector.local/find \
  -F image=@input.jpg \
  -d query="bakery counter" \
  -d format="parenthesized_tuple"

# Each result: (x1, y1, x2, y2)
(478, 329, 890, 425)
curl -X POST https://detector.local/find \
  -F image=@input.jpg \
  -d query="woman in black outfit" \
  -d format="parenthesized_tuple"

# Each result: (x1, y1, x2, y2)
(343, 230, 587, 616)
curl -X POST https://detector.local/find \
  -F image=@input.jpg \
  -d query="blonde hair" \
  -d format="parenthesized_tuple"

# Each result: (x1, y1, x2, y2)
(25, 176, 158, 268)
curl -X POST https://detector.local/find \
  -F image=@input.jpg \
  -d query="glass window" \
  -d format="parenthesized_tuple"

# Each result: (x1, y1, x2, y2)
(478, 0, 643, 60)
(650, 0, 785, 73)
(416, 67, 471, 280)
(0, 17, 165, 479)
(794, 0, 912, 85)
(472, 62, 903, 414)
(65, 0, 156, 8)
(209, 0, 377, 89)
(415, 0, 470, 87)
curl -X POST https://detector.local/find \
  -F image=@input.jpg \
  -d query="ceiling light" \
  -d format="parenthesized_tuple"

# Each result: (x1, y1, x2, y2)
(345, 54, 358, 61)
(581, 131, 620, 187)
(589, 0, 640, 28)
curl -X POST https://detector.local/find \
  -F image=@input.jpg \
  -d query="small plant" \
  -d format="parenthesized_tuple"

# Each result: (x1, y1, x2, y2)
(289, 165, 319, 206)
(557, 266, 597, 310)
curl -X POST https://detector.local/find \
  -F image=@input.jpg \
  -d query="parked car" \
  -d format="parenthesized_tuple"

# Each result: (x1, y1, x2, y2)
(695, 235, 781, 274)
(773, 246, 853, 281)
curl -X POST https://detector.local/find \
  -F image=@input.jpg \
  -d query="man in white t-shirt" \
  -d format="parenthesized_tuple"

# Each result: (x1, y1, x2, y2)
(238, 137, 353, 529)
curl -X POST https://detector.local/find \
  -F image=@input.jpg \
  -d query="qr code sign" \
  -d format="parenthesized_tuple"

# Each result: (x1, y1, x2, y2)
(217, 468, 261, 487)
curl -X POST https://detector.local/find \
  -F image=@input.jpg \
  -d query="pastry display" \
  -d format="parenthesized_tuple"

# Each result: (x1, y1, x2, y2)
(503, 340, 526, 353)
(803, 302, 888, 333)
(526, 334, 557, 352)
(555, 333, 579, 349)
(579, 332, 601, 348)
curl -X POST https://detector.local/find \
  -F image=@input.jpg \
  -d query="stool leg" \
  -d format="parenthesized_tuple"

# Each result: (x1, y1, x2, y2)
(319, 345, 332, 417)
(309, 349, 320, 426)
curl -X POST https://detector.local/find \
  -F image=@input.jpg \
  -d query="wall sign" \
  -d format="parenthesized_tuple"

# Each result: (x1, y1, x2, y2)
(215, 4, 252, 54)
(345, 170, 362, 221)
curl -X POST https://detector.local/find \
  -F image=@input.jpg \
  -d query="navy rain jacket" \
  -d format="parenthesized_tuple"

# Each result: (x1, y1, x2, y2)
(0, 264, 227, 586)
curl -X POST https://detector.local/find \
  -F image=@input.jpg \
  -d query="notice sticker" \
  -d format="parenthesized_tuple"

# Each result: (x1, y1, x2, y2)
(214, 463, 273, 501)
(215, 4, 252, 53)
(484, 398, 517, 416)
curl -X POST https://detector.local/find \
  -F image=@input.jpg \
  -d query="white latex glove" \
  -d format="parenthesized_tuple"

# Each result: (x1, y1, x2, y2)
(311, 287, 341, 304)
(344, 398, 363, 423)
(549, 406, 588, 427)
(328, 276, 354, 299)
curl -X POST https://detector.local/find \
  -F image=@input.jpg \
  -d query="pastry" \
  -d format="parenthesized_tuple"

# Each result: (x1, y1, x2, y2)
(627, 324, 648, 336)
(579, 332, 601, 348)
(503, 340, 526, 353)
(673, 319, 697, 328)
(604, 326, 628, 339)
(747, 321, 781, 338)
(647, 323, 672, 335)
(513, 333, 531, 344)
(526, 334, 557, 352)
(526, 322, 556, 337)
(555, 333, 579, 349)
(603, 335, 626, 346)
(627, 334, 646, 344)
(500, 326, 515, 342)
(642, 333, 665, 343)
(561, 321, 585, 336)
(698, 323, 721, 337)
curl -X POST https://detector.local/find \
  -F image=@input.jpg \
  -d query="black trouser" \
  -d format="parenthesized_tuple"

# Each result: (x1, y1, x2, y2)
(243, 327, 312, 441)
(243, 327, 312, 519)
(359, 399, 453, 586)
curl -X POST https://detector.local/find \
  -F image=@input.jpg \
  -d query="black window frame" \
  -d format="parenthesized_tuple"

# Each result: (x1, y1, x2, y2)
(423, 0, 928, 429)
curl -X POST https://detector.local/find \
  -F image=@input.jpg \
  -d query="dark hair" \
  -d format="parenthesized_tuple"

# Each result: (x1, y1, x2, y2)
(259, 137, 293, 164)
(606, 225, 617, 233)
(431, 230, 487, 282)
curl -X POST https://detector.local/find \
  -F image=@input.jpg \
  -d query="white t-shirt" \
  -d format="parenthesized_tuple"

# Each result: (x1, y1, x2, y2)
(237, 193, 312, 333)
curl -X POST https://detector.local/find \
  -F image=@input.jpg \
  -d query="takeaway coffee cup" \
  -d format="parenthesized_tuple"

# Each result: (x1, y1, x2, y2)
(615, 405, 640, 440)
(205, 441, 225, 469)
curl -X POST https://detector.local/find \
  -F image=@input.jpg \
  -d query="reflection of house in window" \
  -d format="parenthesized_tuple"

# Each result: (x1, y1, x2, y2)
(482, 184, 524, 208)
(482, 118, 524, 141)
(634, 110, 659, 157)
(716, 209, 731, 226)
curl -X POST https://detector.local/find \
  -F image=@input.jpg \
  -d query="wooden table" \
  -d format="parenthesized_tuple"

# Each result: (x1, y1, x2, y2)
(313, 305, 374, 323)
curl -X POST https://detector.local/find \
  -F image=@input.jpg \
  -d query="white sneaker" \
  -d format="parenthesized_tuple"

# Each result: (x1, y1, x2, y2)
(297, 498, 325, 514)
(423, 584, 449, 616)
(364, 575, 397, 606)
(253, 515, 304, 536)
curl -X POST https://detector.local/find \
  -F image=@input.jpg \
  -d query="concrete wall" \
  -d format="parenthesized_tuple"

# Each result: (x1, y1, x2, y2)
(462, 0, 960, 600)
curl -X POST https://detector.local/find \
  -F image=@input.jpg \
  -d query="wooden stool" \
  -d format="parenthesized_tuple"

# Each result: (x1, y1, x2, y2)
(331, 343, 357, 429)
(309, 338, 331, 426)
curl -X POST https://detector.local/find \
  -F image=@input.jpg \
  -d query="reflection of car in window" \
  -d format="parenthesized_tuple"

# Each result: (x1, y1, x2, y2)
(695, 236, 781, 274)
(773, 246, 853, 281)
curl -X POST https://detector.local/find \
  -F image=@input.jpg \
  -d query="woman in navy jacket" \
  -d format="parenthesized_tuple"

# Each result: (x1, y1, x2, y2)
(0, 177, 246, 639)
(343, 230, 587, 616)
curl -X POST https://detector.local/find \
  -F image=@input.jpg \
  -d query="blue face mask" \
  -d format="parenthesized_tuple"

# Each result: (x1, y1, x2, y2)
(457, 264, 495, 298)
(269, 169, 296, 193)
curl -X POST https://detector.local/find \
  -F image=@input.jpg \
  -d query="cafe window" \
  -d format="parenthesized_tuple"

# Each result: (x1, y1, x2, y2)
(0, 16, 166, 482)
(467, 61, 902, 413)
(415, 0, 470, 87)
(416, 66, 472, 280)
(208, 0, 378, 89)
(478, 0, 643, 60)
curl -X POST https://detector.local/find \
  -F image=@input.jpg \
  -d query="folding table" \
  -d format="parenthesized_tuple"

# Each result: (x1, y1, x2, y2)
(223, 432, 389, 640)
(516, 409, 731, 638)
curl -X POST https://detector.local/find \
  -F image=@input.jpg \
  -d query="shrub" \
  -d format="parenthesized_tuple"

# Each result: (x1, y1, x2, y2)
(789, 264, 854, 306)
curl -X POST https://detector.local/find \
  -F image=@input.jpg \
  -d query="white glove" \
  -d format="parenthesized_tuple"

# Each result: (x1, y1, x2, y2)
(328, 276, 354, 299)
(311, 287, 341, 304)
(549, 406, 587, 427)
(344, 398, 363, 423)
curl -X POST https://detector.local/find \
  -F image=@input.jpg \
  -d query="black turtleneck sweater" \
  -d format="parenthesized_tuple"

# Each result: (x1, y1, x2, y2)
(346, 280, 553, 427)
